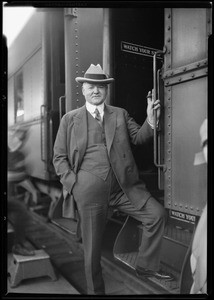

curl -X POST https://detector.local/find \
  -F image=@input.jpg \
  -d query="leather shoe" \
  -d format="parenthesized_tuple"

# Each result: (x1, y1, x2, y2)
(12, 244, 35, 256)
(136, 267, 174, 281)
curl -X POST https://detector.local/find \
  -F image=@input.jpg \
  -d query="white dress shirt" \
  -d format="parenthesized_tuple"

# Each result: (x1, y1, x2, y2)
(86, 101, 156, 129)
(86, 102, 104, 122)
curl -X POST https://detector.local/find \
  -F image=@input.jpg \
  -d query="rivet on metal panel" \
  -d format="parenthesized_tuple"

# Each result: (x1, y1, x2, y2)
(76, 71, 78, 74)
(178, 77, 182, 82)
(191, 73, 195, 78)
(168, 158, 171, 161)
(170, 72, 173, 75)
(76, 92, 79, 95)
(207, 19, 211, 23)
(168, 14, 171, 18)
(183, 67, 186, 71)
(76, 57, 78, 60)
(76, 50, 78, 53)
(168, 97, 171, 100)
(185, 205, 188, 209)
(166, 81, 169, 85)
(196, 62, 200, 67)
(75, 36, 78, 39)
(168, 115, 170, 118)
(65, 8, 78, 17)
(76, 64, 79, 67)
(190, 207, 193, 210)
(179, 204, 182, 207)
(168, 65, 171, 69)
(168, 51, 171, 54)
(76, 99, 79, 102)
(174, 203, 177, 206)
(168, 202, 171, 205)
(82, 71, 84, 74)
(168, 150, 171, 153)
(168, 132, 171, 134)
(167, 26, 171, 30)
(167, 38, 171, 42)
(76, 43, 78, 46)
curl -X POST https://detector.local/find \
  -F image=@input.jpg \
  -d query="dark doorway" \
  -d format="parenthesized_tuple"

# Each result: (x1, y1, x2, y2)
(112, 8, 164, 192)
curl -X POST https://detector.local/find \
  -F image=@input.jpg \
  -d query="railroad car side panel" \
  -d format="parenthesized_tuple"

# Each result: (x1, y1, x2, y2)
(64, 8, 103, 112)
(163, 8, 209, 217)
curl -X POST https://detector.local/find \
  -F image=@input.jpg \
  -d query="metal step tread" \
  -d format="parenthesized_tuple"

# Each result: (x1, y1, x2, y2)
(114, 252, 180, 294)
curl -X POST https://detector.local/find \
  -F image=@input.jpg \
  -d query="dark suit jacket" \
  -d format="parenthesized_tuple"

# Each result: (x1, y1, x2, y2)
(53, 104, 153, 218)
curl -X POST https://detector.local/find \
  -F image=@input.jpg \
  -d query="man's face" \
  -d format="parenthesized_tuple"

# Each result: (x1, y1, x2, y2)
(82, 83, 108, 106)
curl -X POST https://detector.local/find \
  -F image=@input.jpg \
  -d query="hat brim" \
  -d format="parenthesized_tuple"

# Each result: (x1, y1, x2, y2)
(75, 77, 114, 84)
(194, 151, 206, 165)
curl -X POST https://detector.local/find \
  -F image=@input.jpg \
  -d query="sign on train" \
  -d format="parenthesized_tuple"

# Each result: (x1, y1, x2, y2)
(121, 41, 162, 58)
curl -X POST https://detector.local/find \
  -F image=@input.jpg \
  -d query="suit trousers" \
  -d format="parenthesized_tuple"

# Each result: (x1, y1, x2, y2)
(73, 168, 166, 295)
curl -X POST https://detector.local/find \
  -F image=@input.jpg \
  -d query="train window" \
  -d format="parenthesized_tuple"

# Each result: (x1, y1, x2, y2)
(14, 71, 24, 122)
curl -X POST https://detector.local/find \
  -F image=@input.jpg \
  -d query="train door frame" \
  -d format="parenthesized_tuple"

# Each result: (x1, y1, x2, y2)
(106, 7, 165, 195)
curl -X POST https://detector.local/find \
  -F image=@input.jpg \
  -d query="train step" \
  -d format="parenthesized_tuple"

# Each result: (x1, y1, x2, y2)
(8, 249, 57, 288)
(113, 252, 180, 294)
(7, 253, 80, 295)
(112, 215, 189, 294)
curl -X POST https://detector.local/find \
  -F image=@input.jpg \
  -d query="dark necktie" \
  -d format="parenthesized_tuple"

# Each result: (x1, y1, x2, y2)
(94, 108, 102, 127)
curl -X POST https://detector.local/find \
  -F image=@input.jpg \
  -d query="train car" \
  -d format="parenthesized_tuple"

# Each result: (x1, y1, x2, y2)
(7, 3, 211, 294)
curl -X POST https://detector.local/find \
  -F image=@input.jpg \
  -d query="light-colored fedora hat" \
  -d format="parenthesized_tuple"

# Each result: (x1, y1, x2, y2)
(75, 64, 114, 84)
(194, 118, 207, 165)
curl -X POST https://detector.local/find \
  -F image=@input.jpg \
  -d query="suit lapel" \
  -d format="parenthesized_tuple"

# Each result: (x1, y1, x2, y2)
(74, 106, 88, 167)
(104, 105, 117, 154)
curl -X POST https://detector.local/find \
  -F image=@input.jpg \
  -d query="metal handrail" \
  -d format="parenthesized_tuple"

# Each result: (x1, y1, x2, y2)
(153, 48, 166, 169)
(40, 104, 46, 162)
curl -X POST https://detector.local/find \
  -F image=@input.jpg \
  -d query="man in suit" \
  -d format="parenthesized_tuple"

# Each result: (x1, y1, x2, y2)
(53, 64, 173, 295)
(190, 118, 207, 294)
